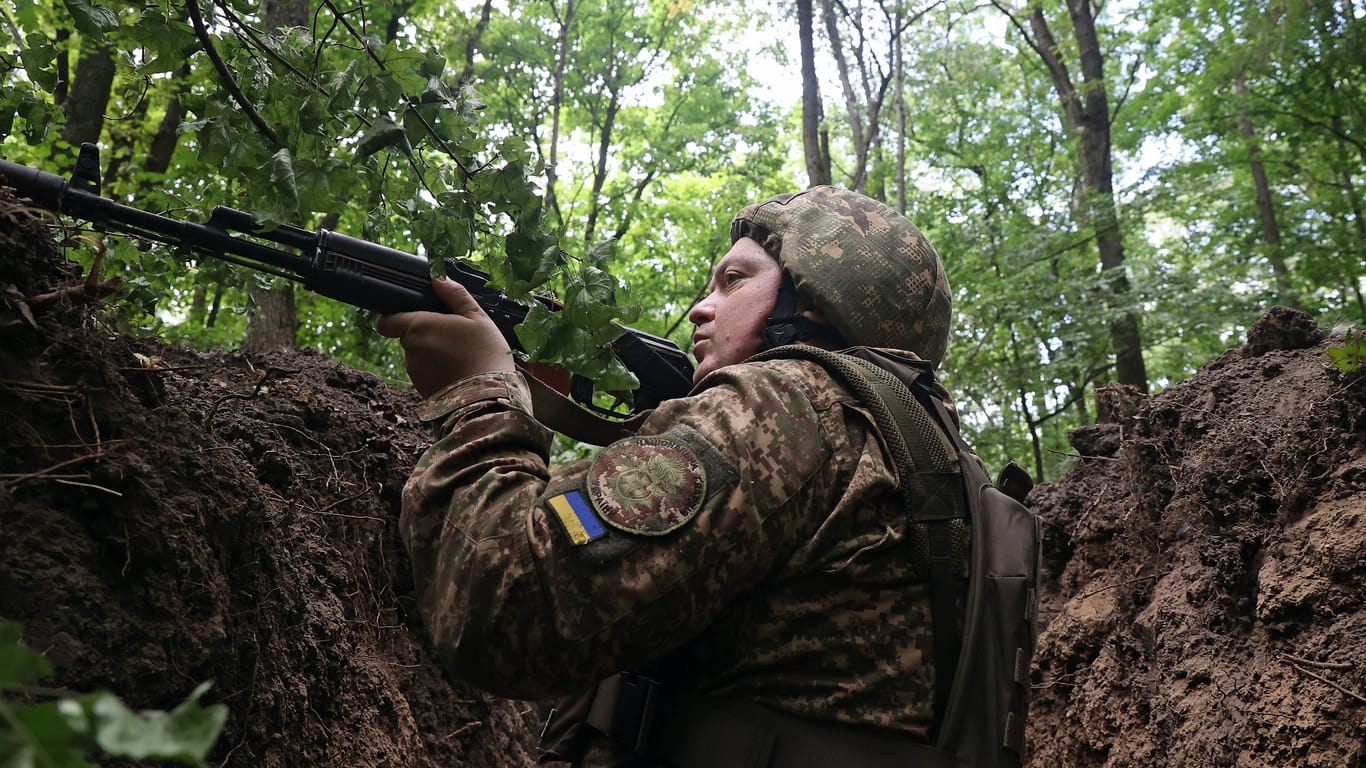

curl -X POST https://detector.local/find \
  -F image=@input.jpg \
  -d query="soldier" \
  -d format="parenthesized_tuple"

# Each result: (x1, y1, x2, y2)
(377, 187, 961, 767)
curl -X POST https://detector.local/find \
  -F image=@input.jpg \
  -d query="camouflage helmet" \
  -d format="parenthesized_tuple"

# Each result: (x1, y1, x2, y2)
(729, 186, 953, 367)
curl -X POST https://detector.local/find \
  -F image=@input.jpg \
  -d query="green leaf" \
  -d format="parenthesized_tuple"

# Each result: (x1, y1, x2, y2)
(61, 0, 120, 36)
(90, 682, 227, 764)
(18, 43, 59, 92)
(470, 162, 537, 216)
(253, 148, 301, 228)
(354, 116, 410, 160)
(513, 302, 559, 359)
(593, 353, 640, 393)
(292, 156, 348, 215)
(16, 91, 60, 144)
(361, 72, 404, 109)
(418, 49, 447, 78)
(414, 193, 476, 264)
(1325, 333, 1366, 373)
(0, 622, 52, 690)
(585, 238, 618, 266)
(127, 10, 196, 73)
(561, 268, 621, 328)
(184, 114, 233, 168)
(502, 226, 560, 294)
(0, 701, 96, 768)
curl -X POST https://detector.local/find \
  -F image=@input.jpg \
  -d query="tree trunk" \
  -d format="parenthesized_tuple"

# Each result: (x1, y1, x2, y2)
(60, 42, 116, 148)
(264, 0, 310, 30)
(1316, 17, 1366, 321)
(1234, 69, 1297, 308)
(1010, 324, 1046, 482)
(894, 8, 906, 215)
(145, 65, 192, 176)
(53, 29, 70, 106)
(542, 0, 575, 230)
(817, 0, 911, 193)
(244, 284, 297, 353)
(1021, 0, 1148, 392)
(798, 0, 831, 187)
(1337, 166, 1366, 321)
(243, 0, 310, 352)
(821, 0, 867, 189)
(584, 85, 622, 245)
(457, 0, 495, 85)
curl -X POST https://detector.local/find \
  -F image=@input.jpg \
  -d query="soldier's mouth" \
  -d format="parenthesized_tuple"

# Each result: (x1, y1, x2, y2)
(691, 335, 709, 362)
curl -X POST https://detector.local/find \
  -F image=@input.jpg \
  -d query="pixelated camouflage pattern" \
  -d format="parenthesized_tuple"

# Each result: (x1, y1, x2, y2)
(731, 186, 953, 367)
(400, 361, 940, 765)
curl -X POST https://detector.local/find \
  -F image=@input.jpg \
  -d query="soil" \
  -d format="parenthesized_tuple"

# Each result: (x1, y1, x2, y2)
(0, 186, 541, 767)
(1026, 310, 1365, 766)
(2, 184, 1363, 767)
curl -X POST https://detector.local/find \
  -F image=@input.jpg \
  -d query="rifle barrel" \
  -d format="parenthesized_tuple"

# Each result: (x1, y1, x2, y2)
(0, 151, 695, 411)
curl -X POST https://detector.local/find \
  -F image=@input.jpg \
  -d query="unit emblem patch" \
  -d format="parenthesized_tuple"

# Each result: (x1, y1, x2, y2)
(586, 436, 706, 535)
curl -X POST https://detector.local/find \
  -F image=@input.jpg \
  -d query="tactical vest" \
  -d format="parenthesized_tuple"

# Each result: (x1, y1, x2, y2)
(539, 347, 1041, 768)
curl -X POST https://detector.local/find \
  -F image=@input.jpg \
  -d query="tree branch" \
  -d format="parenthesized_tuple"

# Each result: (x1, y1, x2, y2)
(185, 0, 282, 148)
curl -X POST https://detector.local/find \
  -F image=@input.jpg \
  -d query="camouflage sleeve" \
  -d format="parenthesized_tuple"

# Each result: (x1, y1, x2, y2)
(399, 362, 835, 700)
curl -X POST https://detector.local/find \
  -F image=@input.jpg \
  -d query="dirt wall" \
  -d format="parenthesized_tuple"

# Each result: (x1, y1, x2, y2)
(1025, 308, 1365, 767)
(0, 188, 542, 767)
(2, 186, 1362, 767)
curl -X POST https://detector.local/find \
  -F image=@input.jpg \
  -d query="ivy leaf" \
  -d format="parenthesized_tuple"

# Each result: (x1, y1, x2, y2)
(183, 114, 233, 168)
(361, 72, 404, 110)
(0, 621, 51, 689)
(414, 192, 476, 264)
(17, 90, 61, 144)
(1325, 333, 1366, 374)
(585, 238, 617, 266)
(502, 228, 560, 295)
(470, 162, 537, 216)
(0, 700, 96, 768)
(18, 43, 59, 92)
(90, 682, 227, 764)
(253, 148, 300, 228)
(355, 116, 410, 160)
(418, 49, 447, 78)
(326, 60, 361, 113)
(0, 628, 42, 690)
(561, 267, 620, 328)
(514, 302, 566, 360)
(592, 352, 641, 394)
(127, 9, 196, 73)
(292, 156, 343, 215)
(62, 0, 120, 37)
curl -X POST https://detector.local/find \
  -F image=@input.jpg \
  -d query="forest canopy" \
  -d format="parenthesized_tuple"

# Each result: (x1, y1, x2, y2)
(1, 0, 1362, 480)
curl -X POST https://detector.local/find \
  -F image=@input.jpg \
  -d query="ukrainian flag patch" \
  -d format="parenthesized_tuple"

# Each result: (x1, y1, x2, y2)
(546, 489, 606, 545)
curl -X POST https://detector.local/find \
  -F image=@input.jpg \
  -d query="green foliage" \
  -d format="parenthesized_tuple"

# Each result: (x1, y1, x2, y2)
(1326, 332, 1366, 374)
(3, 0, 727, 390)
(1, 0, 1361, 476)
(0, 621, 227, 767)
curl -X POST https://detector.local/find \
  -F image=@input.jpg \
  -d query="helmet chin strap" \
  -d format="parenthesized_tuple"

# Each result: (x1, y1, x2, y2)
(759, 272, 846, 351)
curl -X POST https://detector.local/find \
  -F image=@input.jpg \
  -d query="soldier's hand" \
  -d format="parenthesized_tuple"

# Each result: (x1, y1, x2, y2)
(376, 277, 515, 398)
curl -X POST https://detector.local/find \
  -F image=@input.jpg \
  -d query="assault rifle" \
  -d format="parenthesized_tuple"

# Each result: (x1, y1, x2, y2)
(0, 144, 694, 417)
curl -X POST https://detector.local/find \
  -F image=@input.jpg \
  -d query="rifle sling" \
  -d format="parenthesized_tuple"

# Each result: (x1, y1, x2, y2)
(548, 349, 975, 763)
(522, 368, 649, 446)
(750, 347, 970, 734)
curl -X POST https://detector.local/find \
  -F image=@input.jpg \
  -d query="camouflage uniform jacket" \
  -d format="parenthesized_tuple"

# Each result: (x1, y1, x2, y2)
(400, 355, 940, 761)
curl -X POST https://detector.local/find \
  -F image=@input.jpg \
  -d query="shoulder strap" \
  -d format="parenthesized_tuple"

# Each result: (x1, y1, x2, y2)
(749, 346, 970, 731)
